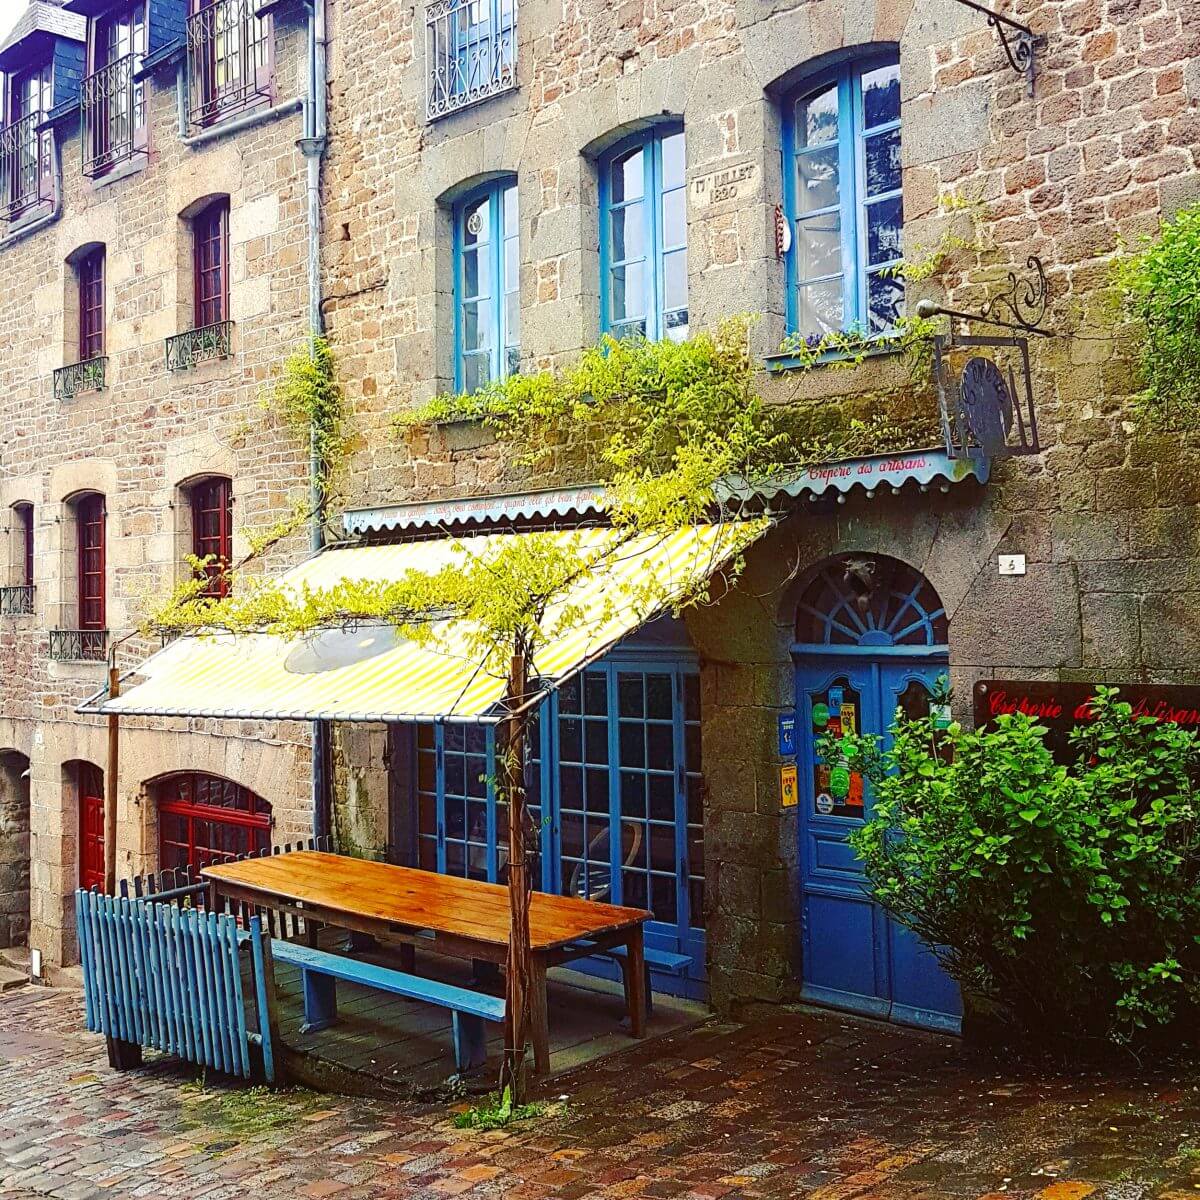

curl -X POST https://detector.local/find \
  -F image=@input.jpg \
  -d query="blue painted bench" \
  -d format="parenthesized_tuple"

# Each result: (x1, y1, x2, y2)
(564, 940, 691, 1013)
(269, 940, 505, 1072)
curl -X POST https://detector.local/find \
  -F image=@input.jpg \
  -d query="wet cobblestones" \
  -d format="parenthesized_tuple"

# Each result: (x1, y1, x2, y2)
(3, 985, 1200, 1199)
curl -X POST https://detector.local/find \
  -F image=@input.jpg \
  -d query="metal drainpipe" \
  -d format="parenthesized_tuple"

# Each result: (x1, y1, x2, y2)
(299, 0, 331, 842)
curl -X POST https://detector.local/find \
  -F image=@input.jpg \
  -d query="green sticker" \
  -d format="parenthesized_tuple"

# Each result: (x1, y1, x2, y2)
(812, 702, 830, 729)
(829, 764, 851, 799)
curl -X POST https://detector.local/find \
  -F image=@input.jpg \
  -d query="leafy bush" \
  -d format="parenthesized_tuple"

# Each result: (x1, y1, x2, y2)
(835, 688, 1200, 1048)
(1112, 201, 1200, 424)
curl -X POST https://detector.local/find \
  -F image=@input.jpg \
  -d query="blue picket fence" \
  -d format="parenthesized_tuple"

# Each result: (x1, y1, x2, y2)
(75, 889, 278, 1083)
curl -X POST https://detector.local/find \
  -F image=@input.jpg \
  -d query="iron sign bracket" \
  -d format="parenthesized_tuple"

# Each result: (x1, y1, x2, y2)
(947, 0, 1040, 96)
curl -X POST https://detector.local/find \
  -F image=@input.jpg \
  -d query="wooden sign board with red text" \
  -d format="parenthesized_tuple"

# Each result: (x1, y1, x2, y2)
(973, 679, 1200, 760)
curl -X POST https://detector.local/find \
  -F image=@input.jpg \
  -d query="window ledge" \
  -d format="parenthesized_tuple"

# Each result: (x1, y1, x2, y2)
(4, 201, 55, 236)
(765, 337, 905, 374)
(87, 153, 149, 192)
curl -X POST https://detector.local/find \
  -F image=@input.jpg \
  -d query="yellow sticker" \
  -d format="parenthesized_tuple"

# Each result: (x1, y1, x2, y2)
(780, 763, 798, 807)
(840, 702, 857, 735)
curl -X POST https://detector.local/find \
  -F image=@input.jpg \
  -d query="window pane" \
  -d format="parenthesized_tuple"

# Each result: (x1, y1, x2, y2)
(502, 183, 518, 236)
(504, 233, 519, 290)
(611, 261, 644, 323)
(462, 300, 490, 351)
(862, 62, 900, 129)
(796, 212, 842, 283)
(796, 144, 839, 213)
(646, 674, 672, 720)
(462, 352, 489, 394)
(865, 127, 901, 198)
(796, 83, 838, 147)
(866, 196, 903, 265)
(661, 131, 685, 190)
(663, 249, 687, 315)
(796, 277, 844, 338)
(610, 202, 644, 263)
(611, 147, 643, 204)
(463, 195, 489, 247)
(664, 308, 688, 342)
(661, 187, 686, 249)
(462, 248, 480, 299)
(868, 271, 904, 333)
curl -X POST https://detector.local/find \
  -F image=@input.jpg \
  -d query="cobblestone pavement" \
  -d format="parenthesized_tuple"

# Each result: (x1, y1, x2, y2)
(4, 984, 1200, 1200)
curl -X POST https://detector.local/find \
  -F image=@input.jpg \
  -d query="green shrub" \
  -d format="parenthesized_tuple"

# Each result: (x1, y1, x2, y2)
(835, 688, 1200, 1048)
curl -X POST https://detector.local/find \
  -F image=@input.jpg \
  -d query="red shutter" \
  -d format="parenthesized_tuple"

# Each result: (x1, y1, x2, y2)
(78, 249, 105, 363)
(78, 763, 106, 893)
(193, 200, 229, 328)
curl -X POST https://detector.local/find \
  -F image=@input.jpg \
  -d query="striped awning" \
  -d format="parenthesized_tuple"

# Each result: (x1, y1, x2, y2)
(79, 523, 755, 724)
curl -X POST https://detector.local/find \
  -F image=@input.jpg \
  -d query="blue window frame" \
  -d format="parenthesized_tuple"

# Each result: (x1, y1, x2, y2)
(783, 55, 903, 340)
(454, 178, 519, 393)
(599, 126, 688, 342)
(401, 651, 706, 998)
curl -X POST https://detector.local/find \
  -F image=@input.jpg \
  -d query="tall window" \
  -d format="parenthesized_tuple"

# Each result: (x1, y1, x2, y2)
(784, 55, 903, 340)
(79, 248, 105, 363)
(599, 126, 688, 342)
(12, 503, 33, 586)
(3, 62, 53, 216)
(193, 198, 230, 328)
(76, 493, 106, 631)
(188, 0, 271, 128)
(454, 179, 519, 393)
(190, 476, 233, 599)
(83, 0, 147, 176)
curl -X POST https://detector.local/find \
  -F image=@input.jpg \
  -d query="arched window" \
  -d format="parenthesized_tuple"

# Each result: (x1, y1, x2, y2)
(78, 246, 106, 364)
(156, 772, 271, 873)
(783, 55, 903, 340)
(796, 554, 947, 647)
(454, 178, 519, 393)
(193, 196, 230, 328)
(186, 475, 233, 599)
(599, 125, 688, 342)
(10, 502, 33, 587)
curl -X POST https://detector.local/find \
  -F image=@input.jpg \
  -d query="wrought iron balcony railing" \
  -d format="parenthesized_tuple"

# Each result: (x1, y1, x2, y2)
(49, 628, 108, 662)
(82, 53, 145, 178)
(0, 585, 34, 616)
(187, 0, 271, 130)
(165, 320, 234, 371)
(54, 357, 108, 400)
(426, 0, 517, 121)
(0, 112, 51, 220)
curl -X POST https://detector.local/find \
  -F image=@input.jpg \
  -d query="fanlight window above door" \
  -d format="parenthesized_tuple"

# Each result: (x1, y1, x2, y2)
(796, 554, 947, 647)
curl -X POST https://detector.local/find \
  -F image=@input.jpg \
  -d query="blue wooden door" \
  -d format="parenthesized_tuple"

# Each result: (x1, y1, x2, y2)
(796, 656, 961, 1032)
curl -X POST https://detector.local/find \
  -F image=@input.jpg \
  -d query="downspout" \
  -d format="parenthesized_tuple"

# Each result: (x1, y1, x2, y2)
(299, 0, 331, 840)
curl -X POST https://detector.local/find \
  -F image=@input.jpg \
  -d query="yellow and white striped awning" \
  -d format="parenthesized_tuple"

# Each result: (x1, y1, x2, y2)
(80, 523, 755, 724)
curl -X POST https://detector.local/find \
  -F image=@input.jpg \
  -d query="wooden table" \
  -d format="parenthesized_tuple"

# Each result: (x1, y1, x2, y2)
(201, 850, 651, 1074)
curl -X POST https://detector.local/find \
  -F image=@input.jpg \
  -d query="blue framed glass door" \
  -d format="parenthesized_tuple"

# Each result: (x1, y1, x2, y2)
(395, 651, 707, 999)
(795, 656, 960, 1032)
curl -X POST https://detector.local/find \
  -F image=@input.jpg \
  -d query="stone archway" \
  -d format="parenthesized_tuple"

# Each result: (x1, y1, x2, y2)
(0, 750, 31, 949)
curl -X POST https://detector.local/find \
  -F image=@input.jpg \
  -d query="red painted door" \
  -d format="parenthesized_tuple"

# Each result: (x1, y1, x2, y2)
(79, 763, 106, 892)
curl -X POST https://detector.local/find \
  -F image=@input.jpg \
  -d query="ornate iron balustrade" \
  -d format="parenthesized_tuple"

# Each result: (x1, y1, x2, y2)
(53, 357, 108, 400)
(0, 112, 50, 220)
(0, 586, 34, 616)
(82, 54, 144, 178)
(426, 0, 517, 121)
(49, 628, 108, 662)
(187, 0, 271, 130)
(165, 321, 234, 371)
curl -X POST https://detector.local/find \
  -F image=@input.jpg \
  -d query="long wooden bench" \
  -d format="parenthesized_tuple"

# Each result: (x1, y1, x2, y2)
(563, 939, 692, 1013)
(269, 940, 505, 1072)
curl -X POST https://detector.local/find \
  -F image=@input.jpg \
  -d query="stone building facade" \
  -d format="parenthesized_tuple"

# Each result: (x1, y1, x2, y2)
(0, 0, 317, 973)
(4, 0, 1200, 1025)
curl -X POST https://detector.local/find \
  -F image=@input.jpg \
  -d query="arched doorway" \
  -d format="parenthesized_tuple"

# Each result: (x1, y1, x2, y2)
(793, 554, 961, 1032)
(154, 773, 271, 874)
(70, 761, 106, 893)
(0, 751, 30, 946)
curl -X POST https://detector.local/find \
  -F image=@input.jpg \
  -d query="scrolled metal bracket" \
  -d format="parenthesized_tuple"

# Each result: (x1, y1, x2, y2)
(948, 0, 1039, 96)
(916, 255, 1054, 338)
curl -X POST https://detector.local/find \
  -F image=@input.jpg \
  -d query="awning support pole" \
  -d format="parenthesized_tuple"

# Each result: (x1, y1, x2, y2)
(501, 645, 532, 1103)
(105, 661, 120, 895)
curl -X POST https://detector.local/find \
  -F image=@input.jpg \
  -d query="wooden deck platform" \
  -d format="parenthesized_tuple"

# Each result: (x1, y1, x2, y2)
(270, 939, 707, 1099)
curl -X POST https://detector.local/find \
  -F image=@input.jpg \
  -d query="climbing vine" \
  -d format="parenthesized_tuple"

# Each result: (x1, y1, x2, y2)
(1111, 200, 1200, 425)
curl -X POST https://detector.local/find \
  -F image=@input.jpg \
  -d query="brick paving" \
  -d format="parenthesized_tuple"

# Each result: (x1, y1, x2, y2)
(3, 984, 1200, 1200)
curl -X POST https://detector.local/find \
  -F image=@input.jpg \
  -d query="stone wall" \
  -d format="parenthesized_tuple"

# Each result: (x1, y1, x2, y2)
(0, 751, 31, 949)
